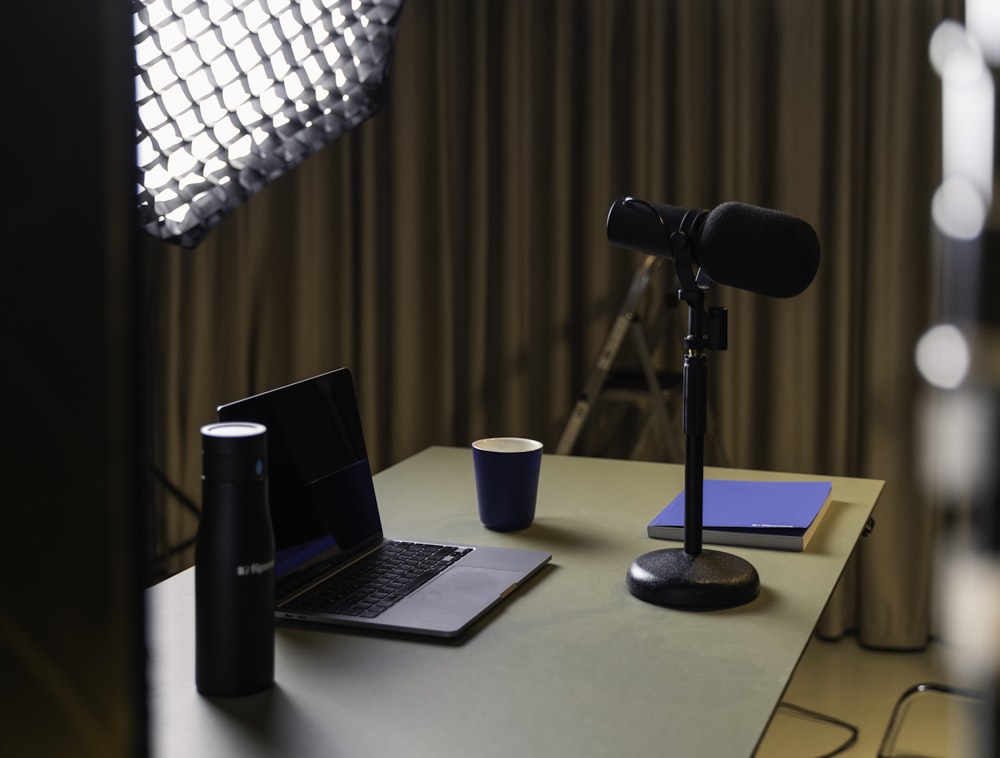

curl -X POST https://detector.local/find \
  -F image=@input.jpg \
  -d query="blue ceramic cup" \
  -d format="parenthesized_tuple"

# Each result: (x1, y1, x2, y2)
(472, 437, 543, 531)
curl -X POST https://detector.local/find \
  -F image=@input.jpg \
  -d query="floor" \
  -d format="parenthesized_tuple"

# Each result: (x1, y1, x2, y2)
(756, 634, 986, 757)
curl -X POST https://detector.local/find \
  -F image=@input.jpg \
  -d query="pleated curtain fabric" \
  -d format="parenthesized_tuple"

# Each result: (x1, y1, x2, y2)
(145, 0, 963, 649)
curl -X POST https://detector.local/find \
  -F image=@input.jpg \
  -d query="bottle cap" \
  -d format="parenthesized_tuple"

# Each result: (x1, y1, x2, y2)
(201, 422, 267, 482)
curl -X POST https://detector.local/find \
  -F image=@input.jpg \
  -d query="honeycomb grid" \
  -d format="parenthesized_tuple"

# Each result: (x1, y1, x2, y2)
(134, 0, 404, 248)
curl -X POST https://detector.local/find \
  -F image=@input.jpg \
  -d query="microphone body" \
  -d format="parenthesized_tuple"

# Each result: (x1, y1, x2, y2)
(606, 197, 821, 298)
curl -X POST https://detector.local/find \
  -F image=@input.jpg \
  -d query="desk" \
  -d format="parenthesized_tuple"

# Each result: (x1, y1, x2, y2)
(148, 447, 883, 757)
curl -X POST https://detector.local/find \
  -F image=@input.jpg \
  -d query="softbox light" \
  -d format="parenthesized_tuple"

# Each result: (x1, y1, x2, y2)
(134, 0, 405, 248)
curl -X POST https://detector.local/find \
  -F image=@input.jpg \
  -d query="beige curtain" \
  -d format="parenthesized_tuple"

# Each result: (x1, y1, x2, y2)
(146, 0, 961, 649)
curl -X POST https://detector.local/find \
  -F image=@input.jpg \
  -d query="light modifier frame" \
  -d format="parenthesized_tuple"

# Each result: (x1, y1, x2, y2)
(134, 0, 404, 248)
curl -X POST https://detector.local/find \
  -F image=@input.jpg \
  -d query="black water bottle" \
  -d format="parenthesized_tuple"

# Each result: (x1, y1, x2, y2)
(195, 421, 275, 696)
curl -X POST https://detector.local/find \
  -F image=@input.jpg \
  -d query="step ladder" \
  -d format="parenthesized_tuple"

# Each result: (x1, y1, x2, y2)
(556, 255, 683, 461)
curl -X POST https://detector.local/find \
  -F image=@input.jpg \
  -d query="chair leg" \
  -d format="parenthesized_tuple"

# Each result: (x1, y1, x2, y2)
(878, 682, 983, 758)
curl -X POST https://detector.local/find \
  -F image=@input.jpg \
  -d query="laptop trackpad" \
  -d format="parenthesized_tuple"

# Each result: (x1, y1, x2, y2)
(422, 566, 519, 602)
(380, 566, 522, 634)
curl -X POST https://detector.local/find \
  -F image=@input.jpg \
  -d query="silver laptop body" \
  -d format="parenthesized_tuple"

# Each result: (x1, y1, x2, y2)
(217, 368, 550, 637)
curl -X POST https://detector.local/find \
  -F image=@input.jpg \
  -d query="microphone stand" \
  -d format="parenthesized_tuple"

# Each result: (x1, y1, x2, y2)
(625, 229, 760, 609)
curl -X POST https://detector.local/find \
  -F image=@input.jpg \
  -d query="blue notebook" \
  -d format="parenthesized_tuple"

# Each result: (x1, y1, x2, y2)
(647, 479, 834, 551)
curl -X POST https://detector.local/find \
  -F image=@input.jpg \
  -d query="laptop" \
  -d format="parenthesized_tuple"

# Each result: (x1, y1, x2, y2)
(217, 367, 551, 637)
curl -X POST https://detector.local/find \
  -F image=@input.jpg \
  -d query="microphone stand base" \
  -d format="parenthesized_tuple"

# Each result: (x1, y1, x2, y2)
(626, 548, 760, 609)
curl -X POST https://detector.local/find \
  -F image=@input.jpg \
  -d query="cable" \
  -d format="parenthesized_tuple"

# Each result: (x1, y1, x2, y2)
(776, 701, 859, 758)
(149, 461, 200, 518)
(147, 460, 200, 582)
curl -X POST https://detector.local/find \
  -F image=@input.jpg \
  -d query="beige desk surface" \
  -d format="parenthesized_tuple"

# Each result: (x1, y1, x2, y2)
(148, 446, 883, 758)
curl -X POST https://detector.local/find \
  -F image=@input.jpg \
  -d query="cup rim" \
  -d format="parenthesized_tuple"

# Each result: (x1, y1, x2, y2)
(472, 437, 543, 453)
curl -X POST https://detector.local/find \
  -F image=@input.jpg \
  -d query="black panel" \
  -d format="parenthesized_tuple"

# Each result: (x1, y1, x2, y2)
(2, 3, 147, 755)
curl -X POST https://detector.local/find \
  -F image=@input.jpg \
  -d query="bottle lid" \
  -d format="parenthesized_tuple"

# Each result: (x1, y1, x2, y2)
(201, 422, 267, 482)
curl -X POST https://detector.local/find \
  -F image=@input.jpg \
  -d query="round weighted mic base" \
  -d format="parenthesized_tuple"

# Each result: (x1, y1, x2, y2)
(626, 548, 760, 609)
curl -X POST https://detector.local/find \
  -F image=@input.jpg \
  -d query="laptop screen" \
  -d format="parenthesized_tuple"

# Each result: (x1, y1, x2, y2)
(217, 369, 384, 592)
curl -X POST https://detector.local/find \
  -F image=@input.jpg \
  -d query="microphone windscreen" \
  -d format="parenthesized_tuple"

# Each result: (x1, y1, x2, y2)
(698, 202, 821, 298)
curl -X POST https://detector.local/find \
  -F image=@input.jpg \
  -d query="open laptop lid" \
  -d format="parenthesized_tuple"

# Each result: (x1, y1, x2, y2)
(217, 368, 383, 597)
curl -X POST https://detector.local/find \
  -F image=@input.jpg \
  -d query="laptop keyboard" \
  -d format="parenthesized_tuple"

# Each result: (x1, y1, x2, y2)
(289, 541, 473, 619)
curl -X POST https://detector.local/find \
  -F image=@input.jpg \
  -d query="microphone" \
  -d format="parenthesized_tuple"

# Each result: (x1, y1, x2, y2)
(606, 197, 821, 298)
